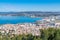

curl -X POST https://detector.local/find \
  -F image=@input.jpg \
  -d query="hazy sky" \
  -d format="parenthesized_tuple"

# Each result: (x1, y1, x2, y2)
(0, 0, 60, 12)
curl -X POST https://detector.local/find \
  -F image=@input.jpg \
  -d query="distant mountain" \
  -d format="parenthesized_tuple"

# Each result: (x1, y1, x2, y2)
(0, 11, 60, 17)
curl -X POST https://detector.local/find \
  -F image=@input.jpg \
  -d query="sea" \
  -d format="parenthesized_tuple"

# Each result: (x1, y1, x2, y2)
(0, 16, 42, 24)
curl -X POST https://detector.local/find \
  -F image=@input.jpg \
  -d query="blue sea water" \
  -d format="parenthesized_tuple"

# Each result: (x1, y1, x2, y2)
(0, 16, 42, 24)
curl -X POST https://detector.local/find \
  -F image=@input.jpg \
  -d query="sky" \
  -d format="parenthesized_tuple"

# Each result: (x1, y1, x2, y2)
(0, 0, 60, 12)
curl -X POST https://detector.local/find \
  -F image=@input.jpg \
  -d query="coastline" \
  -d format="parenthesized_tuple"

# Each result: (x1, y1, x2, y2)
(0, 16, 43, 25)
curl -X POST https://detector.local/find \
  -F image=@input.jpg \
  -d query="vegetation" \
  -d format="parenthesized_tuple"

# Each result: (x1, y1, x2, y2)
(0, 28, 60, 40)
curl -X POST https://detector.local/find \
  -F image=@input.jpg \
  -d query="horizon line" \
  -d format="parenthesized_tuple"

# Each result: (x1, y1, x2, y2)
(0, 11, 60, 12)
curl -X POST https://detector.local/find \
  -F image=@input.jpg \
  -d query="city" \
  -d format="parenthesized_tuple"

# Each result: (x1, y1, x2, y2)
(0, 0, 60, 40)
(0, 15, 60, 36)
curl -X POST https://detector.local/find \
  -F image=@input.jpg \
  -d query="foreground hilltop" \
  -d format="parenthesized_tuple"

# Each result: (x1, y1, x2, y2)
(0, 11, 60, 17)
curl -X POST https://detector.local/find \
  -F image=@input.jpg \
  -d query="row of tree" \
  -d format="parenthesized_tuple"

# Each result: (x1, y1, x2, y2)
(0, 28, 60, 40)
